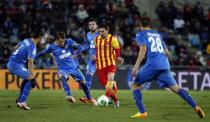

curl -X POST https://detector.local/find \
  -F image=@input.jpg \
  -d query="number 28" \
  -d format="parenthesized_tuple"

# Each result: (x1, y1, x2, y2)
(148, 37, 164, 53)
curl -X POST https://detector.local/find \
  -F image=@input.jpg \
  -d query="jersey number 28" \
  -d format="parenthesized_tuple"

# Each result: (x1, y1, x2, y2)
(148, 37, 164, 53)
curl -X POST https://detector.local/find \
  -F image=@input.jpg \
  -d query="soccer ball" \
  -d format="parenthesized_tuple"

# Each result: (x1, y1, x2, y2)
(97, 95, 109, 106)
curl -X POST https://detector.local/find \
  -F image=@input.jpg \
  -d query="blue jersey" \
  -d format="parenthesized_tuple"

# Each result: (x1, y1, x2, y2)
(86, 31, 99, 55)
(136, 30, 170, 70)
(9, 38, 36, 64)
(35, 39, 79, 70)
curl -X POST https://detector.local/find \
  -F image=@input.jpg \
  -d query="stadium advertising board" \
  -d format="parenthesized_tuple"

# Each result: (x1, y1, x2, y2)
(0, 69, 209, 90)
(91, 69, 210, 91)
(0, 69, 79, 90)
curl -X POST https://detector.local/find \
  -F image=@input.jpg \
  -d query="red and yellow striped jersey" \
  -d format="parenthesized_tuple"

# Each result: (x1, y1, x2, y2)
(94, 34, 120, 70)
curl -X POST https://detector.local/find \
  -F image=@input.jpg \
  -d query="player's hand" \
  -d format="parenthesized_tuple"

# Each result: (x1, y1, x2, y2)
(132, 66, 138, 77)
(91, 55, 96, 61)
(117, 57, 124, 64)
(31, 79, 37, 88)
(71, 55, 78, 59)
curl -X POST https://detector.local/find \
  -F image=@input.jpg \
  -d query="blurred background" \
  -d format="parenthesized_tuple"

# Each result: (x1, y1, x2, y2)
(0, 0, 209, 90)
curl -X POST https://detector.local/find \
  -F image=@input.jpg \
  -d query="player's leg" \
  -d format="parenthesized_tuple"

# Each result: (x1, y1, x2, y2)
(130, 68, 157, 118)
(107, 71, 119, 107)
(157, 70, 205, 118)
(58, 70, 75, 103)
(79, 61, 96, 103)
(7, 62, 33, 110)
(72, 68, 97, 106)
(85, 61, 96, 90)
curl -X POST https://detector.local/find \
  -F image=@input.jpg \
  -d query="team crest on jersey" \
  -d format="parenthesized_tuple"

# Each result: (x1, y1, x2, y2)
(62, 50, 66, 53)
(32, 49, 37, 55)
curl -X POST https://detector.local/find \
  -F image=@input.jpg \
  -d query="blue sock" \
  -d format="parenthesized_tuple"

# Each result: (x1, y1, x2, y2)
(132, 89, 146, 113)
(178, 89, 197, 108)
(60, 76, 72, 96)
(86, 74, 93, 90)
(80, 83, 91, 99)
(19, 80, 32, 103)
(18, 80, 28, 101)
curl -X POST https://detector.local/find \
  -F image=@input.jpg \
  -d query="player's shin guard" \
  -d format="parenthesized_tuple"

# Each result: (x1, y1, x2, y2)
(178, 89, 196, 108)
(60, 76, 72, 96)
(17, 79, 28, 102)
(19, 80, 32, 103)
(86, 74, 93, 90)
(110, 84, 118, 102)
(132, 89, 146, 113)
(80, 83, 91, 99)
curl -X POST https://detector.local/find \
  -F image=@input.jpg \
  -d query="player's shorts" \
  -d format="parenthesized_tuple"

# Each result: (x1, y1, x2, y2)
(58, 68, 85, 82)
(96, 65, 116, 86)
(134, 67, 177, 88)
(7, 61, 30, 80)
(86, 60, 96, 74)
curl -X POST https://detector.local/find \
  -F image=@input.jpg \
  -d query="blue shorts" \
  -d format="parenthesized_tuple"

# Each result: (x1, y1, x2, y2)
(86, 60, 96, 74)
(58, 68, 85, 82)
(134, 67, 177, 88)
(7, 61, 30, 80)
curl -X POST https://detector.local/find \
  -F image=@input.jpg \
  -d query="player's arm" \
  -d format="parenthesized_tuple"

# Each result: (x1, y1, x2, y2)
(13, 41, 22, 50)
(162, 41, 170, 57)
(74, 43, 89, 55)
(112, 36, 124, 64)
(90, 38, 97, 61)
(132, 44, 147, 76)
(27, 46, 36, 80)
(35, 46, 52, 59)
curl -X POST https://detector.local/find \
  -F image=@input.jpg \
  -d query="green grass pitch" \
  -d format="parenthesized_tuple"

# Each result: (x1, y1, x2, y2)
(0, 90, 209, 122)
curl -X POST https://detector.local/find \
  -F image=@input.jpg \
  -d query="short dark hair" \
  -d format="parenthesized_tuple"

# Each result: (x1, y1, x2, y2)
(56, 32, 66, 39)
(30, 29, 43, 38)
(140, 17, 151, 28)
(89, 18, 97, 23)
(98, 22, 109, 30)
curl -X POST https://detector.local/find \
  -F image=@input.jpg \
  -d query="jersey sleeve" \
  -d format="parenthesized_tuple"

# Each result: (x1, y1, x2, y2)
(35, 45, 52, 59)
(28, 45, 36, 60)
(112, 36, 120, 49)
(136, 32, 146, 46)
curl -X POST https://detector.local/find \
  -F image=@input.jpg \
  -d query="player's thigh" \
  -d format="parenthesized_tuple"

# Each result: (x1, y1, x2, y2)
(96, 69, 108, 86)
(107, 65, 116, 81)
(86, 61, 96, 75)
(7, 61, 30, 80)
(70, 68, 85, 82)
(58, 70, 69, 79)
(156, 70, 177, 88)
(134, 68, 158, 86)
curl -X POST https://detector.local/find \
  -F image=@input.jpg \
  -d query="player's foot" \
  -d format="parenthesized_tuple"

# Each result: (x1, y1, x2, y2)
(79, 97, 89, 103)
(88, 98, 98, 106)
(195, 106, 205, 118)
(131, 112, 148, 118)
(17, 102, 31, 110)
(66, 96, 76, 103)
(114, 101, 120, 107)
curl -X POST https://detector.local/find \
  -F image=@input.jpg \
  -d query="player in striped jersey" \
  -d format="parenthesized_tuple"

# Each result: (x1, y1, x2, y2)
(92, 23, 124, 107)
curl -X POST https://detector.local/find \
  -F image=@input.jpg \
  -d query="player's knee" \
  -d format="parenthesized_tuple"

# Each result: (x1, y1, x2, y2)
(131, 83, 140, 91)
(169, 84, 181, 93)
(78, 80, 85, 84)
(58, 74, 69, 81)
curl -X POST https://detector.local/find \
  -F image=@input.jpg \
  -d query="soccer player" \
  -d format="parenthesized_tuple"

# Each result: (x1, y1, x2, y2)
(35, 32, 97, 106)
(7, 29, 42, 110)
(74, 18, 99, 103)
(92, 23, 124, 107)
(130, 18, 205, 118)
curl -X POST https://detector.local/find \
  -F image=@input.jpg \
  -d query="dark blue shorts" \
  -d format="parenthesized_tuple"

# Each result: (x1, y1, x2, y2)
(58, 68, 85, 82)
(7, 61, 30, 80)
(134, 67, 177, 88)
